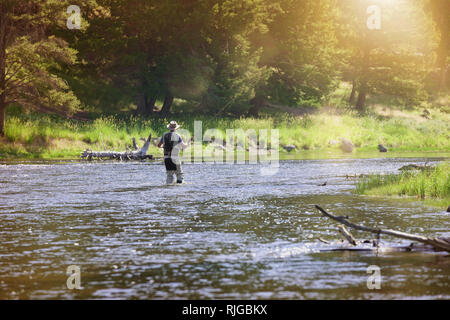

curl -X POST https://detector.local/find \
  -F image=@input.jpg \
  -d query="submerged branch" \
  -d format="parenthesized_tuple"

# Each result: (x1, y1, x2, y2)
(315, 205, 450, 252)
(337, 225, 357, 246)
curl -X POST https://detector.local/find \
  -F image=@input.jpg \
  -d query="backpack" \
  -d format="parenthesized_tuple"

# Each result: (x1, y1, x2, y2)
(163, 132, 176, 156)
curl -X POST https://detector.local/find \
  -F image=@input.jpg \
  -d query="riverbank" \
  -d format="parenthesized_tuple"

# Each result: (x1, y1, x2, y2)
(1, 107, 449, 159)
(356, 161, 450, 209)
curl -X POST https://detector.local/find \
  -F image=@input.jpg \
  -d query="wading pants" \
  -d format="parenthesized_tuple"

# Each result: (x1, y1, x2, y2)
(165, 157, 183, 184)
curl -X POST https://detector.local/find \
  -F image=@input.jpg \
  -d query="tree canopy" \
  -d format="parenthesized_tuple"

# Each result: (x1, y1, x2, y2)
(0, 0, 448, 135)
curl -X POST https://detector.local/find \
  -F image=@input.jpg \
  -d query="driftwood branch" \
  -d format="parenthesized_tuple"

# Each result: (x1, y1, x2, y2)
(315, 205, 450, 252)
(318, 237, 330, 244)
(132, 137, 139, 150)
(338, 225, 357, 246)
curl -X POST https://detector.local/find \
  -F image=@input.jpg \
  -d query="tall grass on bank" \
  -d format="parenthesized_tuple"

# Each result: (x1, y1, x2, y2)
(1, 108, 450, 159)
(356, 162, 450, 207)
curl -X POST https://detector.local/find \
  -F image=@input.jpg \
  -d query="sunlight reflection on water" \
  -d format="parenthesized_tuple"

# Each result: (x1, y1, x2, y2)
(0, 157, 449, 299)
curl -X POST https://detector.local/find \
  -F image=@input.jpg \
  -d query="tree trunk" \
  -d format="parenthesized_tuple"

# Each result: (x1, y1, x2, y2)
(136, 93, 156, 116)
(247, 95, 266, 117)
(0, 7, 6, 137)
(136, 93, 145, 115)
(198, 93, 210, 112)
(0, 97, 5, 137)
(355, 83, 367, 112)
(355, 45, 370, 112)
(438, 63, 448, 92)
(348, 80, 356, 105)
(159, 94, 173, 118)
(148, 96, 157, 112)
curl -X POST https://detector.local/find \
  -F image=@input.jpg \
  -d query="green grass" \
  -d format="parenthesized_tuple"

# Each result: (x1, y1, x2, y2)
(355, 162, 450, 208)
(1, 105, 449, 159)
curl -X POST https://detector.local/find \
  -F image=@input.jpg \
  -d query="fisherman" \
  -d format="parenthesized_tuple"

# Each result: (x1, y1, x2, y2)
(158, 121, 186, 184)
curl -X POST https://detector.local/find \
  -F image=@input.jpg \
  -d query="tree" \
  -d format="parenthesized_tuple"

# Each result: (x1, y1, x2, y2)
(69, 0, 211, 117)
(253, 0, 340, 110)
(0, 0, 97, 136)
(194, 0, 276, 115)
(338, 0, 437, 111)
(76, 0, 276, 117)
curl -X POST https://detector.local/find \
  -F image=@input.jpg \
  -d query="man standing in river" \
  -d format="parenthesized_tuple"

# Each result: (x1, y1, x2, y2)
(158, 121, 186, 184)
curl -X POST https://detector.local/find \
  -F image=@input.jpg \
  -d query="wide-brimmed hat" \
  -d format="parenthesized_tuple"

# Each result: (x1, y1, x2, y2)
(167, 121, 180, 130)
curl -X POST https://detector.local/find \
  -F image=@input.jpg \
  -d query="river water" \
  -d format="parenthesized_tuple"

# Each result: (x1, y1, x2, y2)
(0, 157, 449, 299)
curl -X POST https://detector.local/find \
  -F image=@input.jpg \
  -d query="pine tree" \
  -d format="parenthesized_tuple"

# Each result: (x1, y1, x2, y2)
(0, 0, 96, 136)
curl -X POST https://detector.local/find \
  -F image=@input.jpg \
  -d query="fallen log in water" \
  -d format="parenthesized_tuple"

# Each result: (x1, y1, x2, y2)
(315, 205, 450, 253)
(81, 133, 154, 161)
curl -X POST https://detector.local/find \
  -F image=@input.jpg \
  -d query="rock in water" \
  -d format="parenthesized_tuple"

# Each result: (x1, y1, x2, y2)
(283, 145, 297, 152)
(339, 139, 354, 153)
(378, 144, 388, 152)
(447, 206, 450, 213)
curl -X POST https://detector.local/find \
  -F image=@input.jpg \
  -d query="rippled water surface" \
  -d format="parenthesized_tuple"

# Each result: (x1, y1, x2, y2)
(0, 158, 449, 299)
